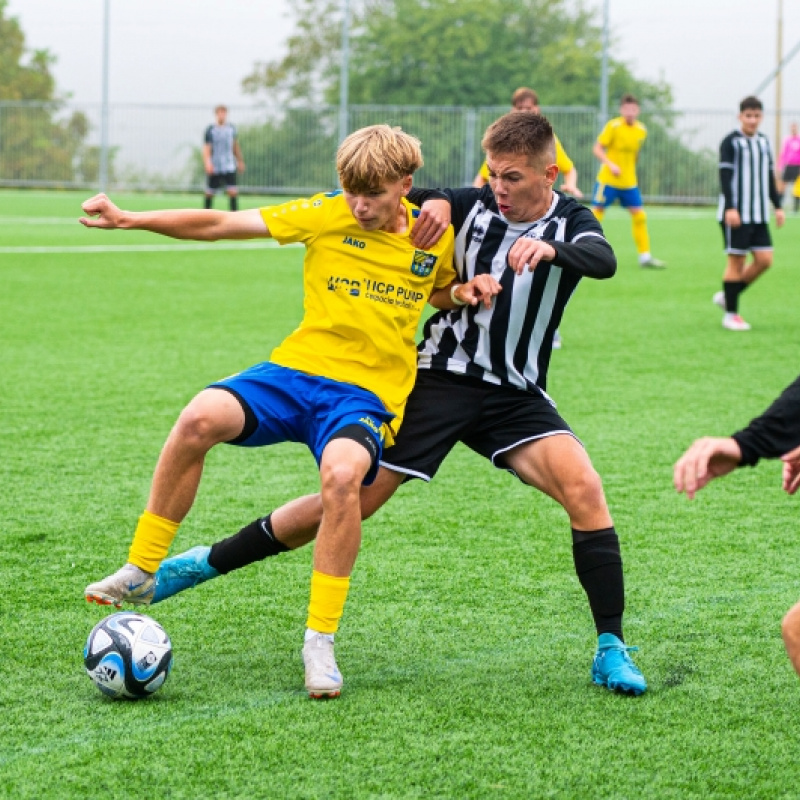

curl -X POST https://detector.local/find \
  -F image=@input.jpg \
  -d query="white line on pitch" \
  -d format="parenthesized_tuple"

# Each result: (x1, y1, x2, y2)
(0, 241, 300, 254)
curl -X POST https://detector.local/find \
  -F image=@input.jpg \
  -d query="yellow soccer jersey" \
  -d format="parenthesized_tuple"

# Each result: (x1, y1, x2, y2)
(480, 134, 574, 179)
(261, 192, 456, 443)
(595, 117, 647, 189)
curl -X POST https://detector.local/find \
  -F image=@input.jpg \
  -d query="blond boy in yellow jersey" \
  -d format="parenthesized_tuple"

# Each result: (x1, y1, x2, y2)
(592, 94, 666, 268)
(78, 125, 491, 699)
(473, 86, 582, 198)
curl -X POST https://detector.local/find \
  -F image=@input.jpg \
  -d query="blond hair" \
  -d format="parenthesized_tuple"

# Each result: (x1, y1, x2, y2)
(337, 125, 423, 193)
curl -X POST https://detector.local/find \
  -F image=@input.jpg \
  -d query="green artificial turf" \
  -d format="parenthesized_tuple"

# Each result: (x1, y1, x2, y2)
(1, 191, 799, 799)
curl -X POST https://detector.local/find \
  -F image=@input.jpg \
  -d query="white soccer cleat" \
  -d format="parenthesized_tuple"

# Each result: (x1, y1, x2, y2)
(722, 313, 751, 331)
(712, 290, 726, 310)
(303, 633, 343, 699)
(85, 563, 156, 608)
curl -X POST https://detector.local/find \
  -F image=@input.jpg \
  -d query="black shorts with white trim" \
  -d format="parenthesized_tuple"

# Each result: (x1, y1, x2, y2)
(381, 369, 576, 482)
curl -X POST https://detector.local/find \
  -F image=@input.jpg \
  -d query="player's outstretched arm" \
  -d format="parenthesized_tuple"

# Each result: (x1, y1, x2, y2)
(673, 437, 742, 500)
(79, 193, 270, 241)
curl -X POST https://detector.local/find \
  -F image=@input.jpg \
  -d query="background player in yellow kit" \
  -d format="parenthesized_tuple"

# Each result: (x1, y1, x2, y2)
(78, 124, 466, 699)
(473, 87, 582, 198)
(592, 94, 666, 268)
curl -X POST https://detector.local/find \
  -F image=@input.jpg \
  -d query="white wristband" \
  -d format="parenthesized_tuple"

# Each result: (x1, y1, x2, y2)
(450, 284, 468, 306)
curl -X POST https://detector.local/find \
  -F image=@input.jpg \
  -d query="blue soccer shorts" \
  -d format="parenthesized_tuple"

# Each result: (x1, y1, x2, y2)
(592, 183, 644, 209)
(209, 362, 394, 485)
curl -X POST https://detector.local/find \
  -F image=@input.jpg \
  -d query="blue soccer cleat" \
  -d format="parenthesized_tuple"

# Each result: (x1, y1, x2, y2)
(151, 546, 219, 604)
(591, 633, 647, 696)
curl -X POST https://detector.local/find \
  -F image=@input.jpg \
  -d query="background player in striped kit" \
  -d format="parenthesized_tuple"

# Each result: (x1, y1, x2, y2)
(203, 105, 245, 211)
(713, 96, 785, 331)
(148, 112, 649, 697)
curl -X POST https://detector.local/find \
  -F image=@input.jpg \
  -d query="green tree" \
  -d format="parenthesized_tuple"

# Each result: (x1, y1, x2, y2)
(242, 0, 672, 110)
(0, 0, 96, 185)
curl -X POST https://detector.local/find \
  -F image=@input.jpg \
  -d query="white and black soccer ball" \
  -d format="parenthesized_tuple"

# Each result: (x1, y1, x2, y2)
(84, 612, 173, 700)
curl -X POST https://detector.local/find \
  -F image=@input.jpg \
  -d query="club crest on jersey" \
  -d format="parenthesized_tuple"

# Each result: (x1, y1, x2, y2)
(411, 250, 437, 277)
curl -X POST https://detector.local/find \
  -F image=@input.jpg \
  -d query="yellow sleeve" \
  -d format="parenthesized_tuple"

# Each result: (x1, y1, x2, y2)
(597, 120, 615, 148)
(432, 233, 457, 290)
(554, 135, 574, 174)
(259, 193, 331, 245)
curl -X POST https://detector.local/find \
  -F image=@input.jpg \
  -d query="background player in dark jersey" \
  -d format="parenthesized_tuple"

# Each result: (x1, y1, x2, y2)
(714, 96, 784, 331)
(203, 105, 245, 211)
(145, 112, 648, 697)
(673, 374, 800, 676)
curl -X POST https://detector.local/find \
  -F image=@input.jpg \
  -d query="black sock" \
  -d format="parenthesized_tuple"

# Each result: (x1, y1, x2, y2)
(795, 197, 799, 212)
(208, 514, 289, 574)
(229, 196, 238, 212)
(572, 527, 624, 640)
(723, 280, 747, 314)
(204, 195, 213, 209)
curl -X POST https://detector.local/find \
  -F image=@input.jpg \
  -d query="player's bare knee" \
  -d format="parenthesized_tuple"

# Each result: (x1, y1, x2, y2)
(320, 461, 364, 503)
(561, 468, 607, 515)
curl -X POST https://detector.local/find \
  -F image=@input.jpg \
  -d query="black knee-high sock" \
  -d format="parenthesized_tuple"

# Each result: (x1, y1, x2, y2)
(204, 195, 213, 209)
(229, 195, 238, 211)
(208, 514, 289, 574)
(723, 280, 747, 314)
(572, 527, 624, 640)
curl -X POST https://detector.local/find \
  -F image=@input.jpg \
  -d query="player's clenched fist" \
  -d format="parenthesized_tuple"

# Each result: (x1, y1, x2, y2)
(79, 193, 125, 229)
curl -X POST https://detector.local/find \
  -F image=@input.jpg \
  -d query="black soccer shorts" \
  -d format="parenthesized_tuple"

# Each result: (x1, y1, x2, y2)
(381, 368, 577, 482)
(207, 171, 238, 191)
(720, 221, 773, 255)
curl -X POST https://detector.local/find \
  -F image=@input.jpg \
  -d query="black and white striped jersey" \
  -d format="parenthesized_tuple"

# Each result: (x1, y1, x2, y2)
(407, 186, 615, 394)
(718, 129, 782, 223)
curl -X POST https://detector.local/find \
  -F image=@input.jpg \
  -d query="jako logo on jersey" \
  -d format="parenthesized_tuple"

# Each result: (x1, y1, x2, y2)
(328, 276, 361, 296)
(411, 250, 437, 277)
(343, 236, 366, 249)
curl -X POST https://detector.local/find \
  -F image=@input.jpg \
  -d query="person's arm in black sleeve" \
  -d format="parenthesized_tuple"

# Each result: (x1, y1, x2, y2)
(719, 134, 736, 210)
(768, 165, 783, 210)
(549, 235, 616, 280)
(732, 375, 800, 466)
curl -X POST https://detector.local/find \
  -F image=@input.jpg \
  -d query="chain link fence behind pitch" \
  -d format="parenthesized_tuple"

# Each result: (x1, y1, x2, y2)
(1, 100, 795, 203)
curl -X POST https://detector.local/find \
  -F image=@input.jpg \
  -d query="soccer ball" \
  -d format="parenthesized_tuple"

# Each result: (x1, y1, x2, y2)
(84, 612, 173, 699)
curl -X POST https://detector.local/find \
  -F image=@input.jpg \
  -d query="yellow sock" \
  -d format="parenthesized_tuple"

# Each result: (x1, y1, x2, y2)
(631, 209, 650, 255)
(793, 177, 800, 199)
(127, 510, 180, 573)
(307, 570, 351, 634)
(592, 207, 605, 222)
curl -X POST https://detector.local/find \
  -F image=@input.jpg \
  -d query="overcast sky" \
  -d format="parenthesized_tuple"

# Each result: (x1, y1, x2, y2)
(6, 0, 800, 114)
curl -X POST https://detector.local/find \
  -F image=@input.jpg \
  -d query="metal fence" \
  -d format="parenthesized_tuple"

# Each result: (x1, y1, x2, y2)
(1, 100, 796, 203)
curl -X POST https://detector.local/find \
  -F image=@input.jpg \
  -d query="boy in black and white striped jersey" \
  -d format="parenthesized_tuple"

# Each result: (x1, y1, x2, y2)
(715, 96, 785, 331)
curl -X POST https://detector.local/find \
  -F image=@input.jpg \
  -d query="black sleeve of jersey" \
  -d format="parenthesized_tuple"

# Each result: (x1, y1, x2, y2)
(719, 134, 735, 210)
(407, 186, 487, 233)
(204, 125, 213, 144)
(768, 161, 783, 210)
(731, 374, 800, 466)
(548, 202, 616, 279)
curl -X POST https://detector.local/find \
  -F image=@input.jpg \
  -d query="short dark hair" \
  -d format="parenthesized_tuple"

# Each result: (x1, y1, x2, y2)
(511, 87, 539, 107)
(740, 95, 763, 112)
(481, 111, 555, 167)
(620, 94, 638, 106)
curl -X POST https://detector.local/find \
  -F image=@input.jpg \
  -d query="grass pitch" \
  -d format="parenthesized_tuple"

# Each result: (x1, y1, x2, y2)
(1, 191, 799, 799)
